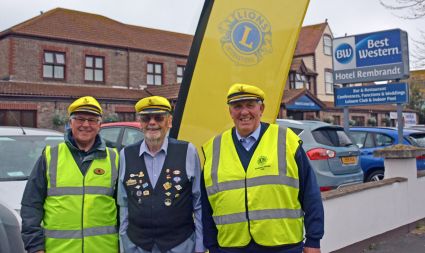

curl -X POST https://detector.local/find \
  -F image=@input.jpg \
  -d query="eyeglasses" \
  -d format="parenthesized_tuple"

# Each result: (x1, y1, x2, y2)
(71, 116, 100, 125)
(140, 114, 166, 123)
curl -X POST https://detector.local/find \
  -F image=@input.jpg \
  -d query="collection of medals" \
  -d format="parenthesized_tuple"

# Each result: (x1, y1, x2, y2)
(126, 168, 183, 207)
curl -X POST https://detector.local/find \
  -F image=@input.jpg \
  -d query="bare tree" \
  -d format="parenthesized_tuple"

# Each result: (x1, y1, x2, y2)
(380, 0, 425, 19)
(411, 31, 425, 68)
(381, 0, 425, 68)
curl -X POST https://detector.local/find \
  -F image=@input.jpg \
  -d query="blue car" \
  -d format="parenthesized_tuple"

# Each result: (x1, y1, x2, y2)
(349, 127, 425, 182)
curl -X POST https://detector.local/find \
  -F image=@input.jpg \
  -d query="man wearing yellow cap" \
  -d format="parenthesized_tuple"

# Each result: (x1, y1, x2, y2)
(117, 96, 205, 253)
(201, 84, 324, 253)
(21, 96, 119, 253)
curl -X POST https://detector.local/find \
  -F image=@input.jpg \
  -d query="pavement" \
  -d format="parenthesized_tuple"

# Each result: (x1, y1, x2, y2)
(361, 222, 425, 253)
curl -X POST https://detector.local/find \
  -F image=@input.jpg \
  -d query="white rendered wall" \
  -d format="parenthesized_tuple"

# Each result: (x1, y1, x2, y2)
(321, 158, 425, 252)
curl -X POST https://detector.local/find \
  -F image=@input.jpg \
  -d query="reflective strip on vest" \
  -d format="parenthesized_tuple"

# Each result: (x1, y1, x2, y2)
(47, 146, 116, 196)
(44, 226, 117, 239)
(213, 208, 304, 225)
(48, 186, 114, 196)
(206, 126, 299, 197)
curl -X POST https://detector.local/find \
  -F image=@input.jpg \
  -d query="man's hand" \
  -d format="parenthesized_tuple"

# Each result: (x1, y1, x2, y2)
(304, 247, 321, 253)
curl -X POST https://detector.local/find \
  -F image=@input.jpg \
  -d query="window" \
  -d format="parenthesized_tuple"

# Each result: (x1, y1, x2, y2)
(0, 110, 36, 127)
(177, 65, 185, 83)
(333, 115, 341, 125)
(312, 127, 353, 147)
(147, 62, 163, 85)
(43, 51, 65, 79)
(323, 35, 332, 55)
(85, 56, 104, 82)
(122, 128, 144, 146)
(375, 133, 394, 147)
(117, 112, 135, 122)
(352, 116, 365, 126)
(350, 132, 367, 148)
(325, 70, 334, 94)
(99, 127, 121, 148)
(290, 73, 310, 90)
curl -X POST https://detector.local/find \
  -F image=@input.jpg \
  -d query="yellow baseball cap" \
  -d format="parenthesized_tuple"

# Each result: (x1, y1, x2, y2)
(68, 96, 102, 116)
(135, 96, 172, 114)
(227, 83, 265, 104)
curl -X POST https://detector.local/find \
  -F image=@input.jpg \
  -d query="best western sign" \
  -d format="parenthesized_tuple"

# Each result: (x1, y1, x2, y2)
(333, 29, 409, 84)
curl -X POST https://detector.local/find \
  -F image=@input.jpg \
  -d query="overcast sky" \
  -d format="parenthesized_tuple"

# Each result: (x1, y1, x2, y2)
(1, 0, 424, 68)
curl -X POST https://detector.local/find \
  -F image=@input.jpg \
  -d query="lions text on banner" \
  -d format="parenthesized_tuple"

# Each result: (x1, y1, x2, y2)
(171, 0, 310, 154)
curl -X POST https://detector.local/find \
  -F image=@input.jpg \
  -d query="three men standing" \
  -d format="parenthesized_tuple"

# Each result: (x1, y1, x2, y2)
(21, 89, 323, 253)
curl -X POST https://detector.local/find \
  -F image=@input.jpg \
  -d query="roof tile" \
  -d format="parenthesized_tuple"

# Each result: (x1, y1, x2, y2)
(1, 8, 193, 56)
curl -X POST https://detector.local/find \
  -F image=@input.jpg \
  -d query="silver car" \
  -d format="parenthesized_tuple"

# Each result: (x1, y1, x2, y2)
(276, 119, 363, 191)
(0, 126, 63, 213)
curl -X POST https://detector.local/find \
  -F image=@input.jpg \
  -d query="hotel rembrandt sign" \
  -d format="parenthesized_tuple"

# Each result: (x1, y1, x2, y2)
(333, 29, 409, 84)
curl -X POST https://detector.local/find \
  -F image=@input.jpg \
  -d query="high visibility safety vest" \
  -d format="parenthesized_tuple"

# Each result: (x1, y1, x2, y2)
(43, 143, 119, 253)
(203, 124, 304, 247)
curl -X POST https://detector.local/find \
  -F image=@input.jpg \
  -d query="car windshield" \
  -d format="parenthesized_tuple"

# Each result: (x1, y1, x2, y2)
(0, 136, 63, 181)
(407, 133, 425, 147)
(312, 127, 353, 147)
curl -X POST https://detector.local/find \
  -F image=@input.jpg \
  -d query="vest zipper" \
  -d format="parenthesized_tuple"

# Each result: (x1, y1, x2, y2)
(81, 174, 85, 253)
(245, 175, 253, 239)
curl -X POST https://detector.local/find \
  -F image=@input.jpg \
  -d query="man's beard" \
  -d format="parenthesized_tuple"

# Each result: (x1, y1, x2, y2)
(145, 133, 162, 146)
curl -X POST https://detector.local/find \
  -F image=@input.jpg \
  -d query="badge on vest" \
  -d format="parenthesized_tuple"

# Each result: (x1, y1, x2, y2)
(255, 155, 271, 170)
(163, 182, 172, 190)
(164, 198, 172, 206)
(173, 176, 181, 183)
(94, 168, 105, 175)
(173, 170, 181, 175)
(126, 179, 137, 186)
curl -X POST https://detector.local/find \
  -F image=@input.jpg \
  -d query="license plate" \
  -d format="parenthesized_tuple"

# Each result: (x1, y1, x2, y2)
(341, 156, 357, 164)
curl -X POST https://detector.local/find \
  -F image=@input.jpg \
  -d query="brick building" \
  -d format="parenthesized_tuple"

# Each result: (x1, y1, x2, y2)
(0, 8, 417, 129)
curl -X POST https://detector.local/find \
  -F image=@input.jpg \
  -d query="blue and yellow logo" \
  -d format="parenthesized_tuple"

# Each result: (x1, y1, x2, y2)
(219, 9, 272, 66)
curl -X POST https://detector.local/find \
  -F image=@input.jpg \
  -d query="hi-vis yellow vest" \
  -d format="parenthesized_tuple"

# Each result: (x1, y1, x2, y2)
(43, 143, 118, 253)
(203, 124, 304, 247)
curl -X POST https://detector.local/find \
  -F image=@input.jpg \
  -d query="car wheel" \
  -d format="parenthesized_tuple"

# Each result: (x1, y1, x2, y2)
(366, 170, 385, 182)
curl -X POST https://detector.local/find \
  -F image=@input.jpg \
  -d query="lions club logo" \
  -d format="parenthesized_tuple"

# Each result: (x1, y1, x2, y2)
(219, 9, 272, 66)
(257, 156, 268, 167)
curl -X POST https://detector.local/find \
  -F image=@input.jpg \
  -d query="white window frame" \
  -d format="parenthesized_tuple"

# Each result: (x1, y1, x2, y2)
(323, 35, 332, 56)
(147, 62, 163, 85)
(176, 65, 185, 83)
(325, 70, 334, 94)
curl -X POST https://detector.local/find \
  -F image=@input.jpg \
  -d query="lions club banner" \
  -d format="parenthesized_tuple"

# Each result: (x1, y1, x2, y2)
(171, 0, 310, 152)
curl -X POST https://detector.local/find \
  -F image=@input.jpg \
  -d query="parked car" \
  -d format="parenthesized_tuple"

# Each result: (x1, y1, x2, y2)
(0, 126, 63, 213)
(100, 122, 144, 150)
(276, 119, 363, 191)
(349, 127, 425, 182)
(406, 124, 425, 132)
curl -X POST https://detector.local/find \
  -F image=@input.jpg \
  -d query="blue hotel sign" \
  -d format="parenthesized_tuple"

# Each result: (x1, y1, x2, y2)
(333, 29, 409, 83)
(334, 83, 409, 107)
(286, 95, 321, 110)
